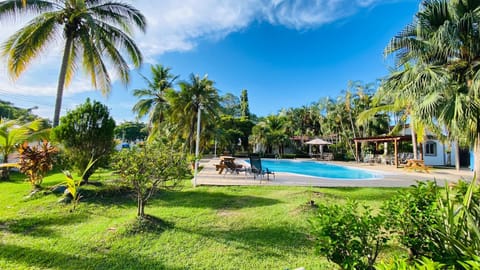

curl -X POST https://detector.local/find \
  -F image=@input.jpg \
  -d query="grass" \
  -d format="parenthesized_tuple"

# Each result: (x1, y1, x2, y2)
(0, 170, 408, 270)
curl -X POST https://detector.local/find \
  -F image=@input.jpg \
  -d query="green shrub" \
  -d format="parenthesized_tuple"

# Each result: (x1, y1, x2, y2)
(382, 181, 441, 258)
(310, 200, 388, 270)
(52, 99, 115, 183)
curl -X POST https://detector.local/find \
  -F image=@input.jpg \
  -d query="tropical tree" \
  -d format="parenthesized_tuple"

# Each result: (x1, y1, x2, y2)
(220, 93, 241, 117)
(113, 141, 189, 219)
(132, 65, 178, 140)
(166, 74, 221, 153)
(0, 0, 146, 126)
(385, 0, 480, 174)
(114, 121, 147, 143)
(240, 89, 250, 119)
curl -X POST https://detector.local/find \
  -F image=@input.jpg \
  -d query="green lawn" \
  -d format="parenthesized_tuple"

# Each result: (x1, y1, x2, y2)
(0, 170, 407, 270)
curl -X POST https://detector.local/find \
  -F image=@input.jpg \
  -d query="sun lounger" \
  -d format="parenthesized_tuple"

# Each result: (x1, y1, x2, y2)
(249, 155, 275, 180)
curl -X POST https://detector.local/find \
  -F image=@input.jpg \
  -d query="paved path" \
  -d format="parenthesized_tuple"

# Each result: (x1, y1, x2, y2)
(195, 158, 474, 187)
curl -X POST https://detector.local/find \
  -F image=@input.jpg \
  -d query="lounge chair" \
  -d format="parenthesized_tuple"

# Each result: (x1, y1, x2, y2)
(249, 155, 275, 180)
(223, 159, 247, 177)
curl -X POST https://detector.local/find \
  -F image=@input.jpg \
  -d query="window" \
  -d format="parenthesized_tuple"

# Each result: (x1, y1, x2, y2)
(425, 141, 436, 156)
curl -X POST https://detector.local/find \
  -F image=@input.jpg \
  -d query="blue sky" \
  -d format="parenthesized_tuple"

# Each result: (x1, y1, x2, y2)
(0, 0, 419, 123)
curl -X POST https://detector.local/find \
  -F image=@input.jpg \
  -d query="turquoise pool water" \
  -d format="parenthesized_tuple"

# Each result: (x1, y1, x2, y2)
(248, 159, 381, 180)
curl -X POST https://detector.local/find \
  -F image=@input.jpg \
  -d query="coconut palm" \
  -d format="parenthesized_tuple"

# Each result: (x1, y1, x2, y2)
(132, 65, 178, 140)
(166, 74, 220, 153)
(0, 0, 146, 126)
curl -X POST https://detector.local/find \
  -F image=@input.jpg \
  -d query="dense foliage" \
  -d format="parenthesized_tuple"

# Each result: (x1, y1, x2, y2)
(310, 179, 480, 269)
(382, 181, 441, 258)
(52, 99, 115, 183)
(114, 121, 147, 143)
(310, 201, 388, 270)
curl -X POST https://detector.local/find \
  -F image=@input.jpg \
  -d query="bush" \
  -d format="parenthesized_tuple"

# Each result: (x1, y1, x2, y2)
(382, 181, 441, 259)
(310, 200, 388, 270)
(17, 140, 57, 189)
(52, 99, 115, 183)
(382, 179, 480, 268)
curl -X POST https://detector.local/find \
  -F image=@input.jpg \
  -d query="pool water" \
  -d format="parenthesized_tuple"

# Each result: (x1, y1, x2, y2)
(249, 159, 381, 180)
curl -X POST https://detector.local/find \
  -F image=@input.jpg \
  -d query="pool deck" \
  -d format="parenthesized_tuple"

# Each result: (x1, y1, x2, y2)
(195, 158, 474, 187)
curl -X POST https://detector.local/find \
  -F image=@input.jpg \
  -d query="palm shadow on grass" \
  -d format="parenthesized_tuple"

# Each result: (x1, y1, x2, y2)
(0, 212, 89, 238)
(0, 243, 180, 270)
(157, 190, 281, 210)
(178, 223, 313, 259)
(81, 184, 281, 210)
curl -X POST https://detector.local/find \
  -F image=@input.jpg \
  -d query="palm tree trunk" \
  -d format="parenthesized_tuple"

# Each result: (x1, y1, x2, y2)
(474, 132, 480, 180)
(454, 140, 460, 171)
(411, 121, 418, 160)
(53, 37, 74, 127)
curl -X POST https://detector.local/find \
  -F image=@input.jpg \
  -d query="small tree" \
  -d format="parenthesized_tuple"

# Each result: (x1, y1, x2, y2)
(52, 99, 115, 183)
(113, 142, 189, 218)
(17, 140, 57, 189)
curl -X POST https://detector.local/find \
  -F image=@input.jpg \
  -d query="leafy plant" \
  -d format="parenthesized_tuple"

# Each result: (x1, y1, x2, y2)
(52, 99, 115, 183)
(375, 257, 446, 270)
(113, 141, 189, 219)
(62, 158, 97, 211)
(382, 181, 441, 258)
(458, 256, 480, 270)
(310, 200, 388, 270)
(430, 179, 480, 266)
(17, 140, 57, 189)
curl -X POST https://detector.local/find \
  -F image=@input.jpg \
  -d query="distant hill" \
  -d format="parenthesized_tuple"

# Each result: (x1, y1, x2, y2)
(0, 100, 36, 120)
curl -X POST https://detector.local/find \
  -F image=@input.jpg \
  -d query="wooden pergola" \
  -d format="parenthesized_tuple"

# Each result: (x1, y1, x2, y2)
(353, 135, 411, 167)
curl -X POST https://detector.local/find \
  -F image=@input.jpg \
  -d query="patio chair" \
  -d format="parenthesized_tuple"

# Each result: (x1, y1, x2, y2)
(249, 155, 275, 180)
(223, 159, 247, 177)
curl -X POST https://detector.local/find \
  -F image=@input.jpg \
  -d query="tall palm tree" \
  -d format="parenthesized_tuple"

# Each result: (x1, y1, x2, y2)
(132, 65, 178, 140)
(0, 0, 146, 126)
(166, 74, 220, 153)
(385, 0, 480, 174)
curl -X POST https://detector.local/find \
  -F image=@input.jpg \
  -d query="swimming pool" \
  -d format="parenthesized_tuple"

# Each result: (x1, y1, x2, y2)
(248, 159, 382, 180)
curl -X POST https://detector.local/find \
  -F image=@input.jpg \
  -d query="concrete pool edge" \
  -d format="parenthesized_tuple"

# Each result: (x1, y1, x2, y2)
(196, 158, 474, 187)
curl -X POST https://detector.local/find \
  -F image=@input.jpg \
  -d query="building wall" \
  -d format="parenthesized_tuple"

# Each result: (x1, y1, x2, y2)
(402, 127, 456, 166)
(422, 139, 456, 166)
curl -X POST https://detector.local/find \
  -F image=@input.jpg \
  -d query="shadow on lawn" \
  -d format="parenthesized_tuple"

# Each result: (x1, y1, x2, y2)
(179, 223, 313, 258)
(321, 187, 404, 201)
(0, 243, 180, 270)
(158, 190, 281, 210)
(80, 185, 281, 210)
(0, 212, 89, 237)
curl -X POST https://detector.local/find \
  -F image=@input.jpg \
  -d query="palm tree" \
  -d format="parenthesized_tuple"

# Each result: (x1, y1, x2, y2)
(385, 0, 480, 174)
(166, 74, 220, 153)
(0, 0, 146, 126)
(132, 65, 178, 140)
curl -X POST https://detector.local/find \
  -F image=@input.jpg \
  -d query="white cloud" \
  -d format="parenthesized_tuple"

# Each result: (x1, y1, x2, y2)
(0, 0, 387, 100)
